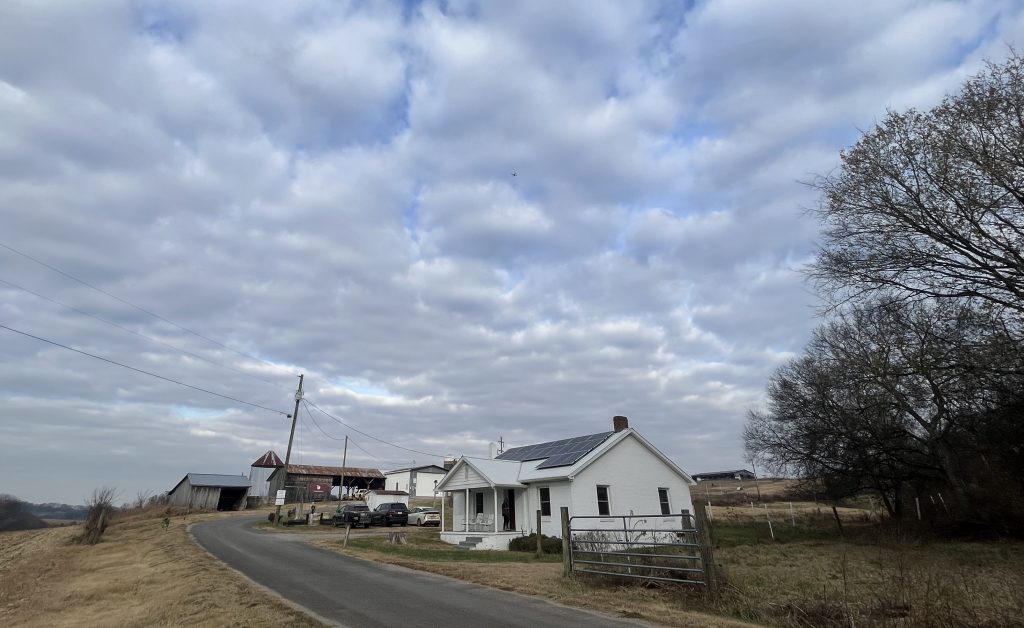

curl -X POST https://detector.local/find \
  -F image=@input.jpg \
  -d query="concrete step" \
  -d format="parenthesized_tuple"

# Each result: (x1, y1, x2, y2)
(464, 537, 483, 542)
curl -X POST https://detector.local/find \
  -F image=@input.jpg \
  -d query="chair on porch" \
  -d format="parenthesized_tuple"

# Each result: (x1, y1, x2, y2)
(468, 513, 483, 531)
(482, 514, 494, 532)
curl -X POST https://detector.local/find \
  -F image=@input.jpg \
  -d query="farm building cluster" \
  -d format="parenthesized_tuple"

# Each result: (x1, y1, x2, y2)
(166, 415, 732, 551)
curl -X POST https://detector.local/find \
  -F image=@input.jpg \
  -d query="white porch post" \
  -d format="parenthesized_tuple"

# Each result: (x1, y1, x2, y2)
(441, 491, 445, 532)
(493, 487, 499, 532)
(464, 488, 469, 532)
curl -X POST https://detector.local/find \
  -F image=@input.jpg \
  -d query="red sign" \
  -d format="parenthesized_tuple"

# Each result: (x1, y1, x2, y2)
(309, 482, 329, 494)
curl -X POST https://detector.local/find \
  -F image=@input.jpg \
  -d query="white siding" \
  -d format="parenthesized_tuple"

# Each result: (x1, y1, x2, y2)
(570, 434, 694, 521)
(525, 481, 571, 537)
(366, 491, 409, 509)
(247, 466, 276, 498)
(440, 462, 489, 491)
(383, 471, 412, 493)
(409, 471, 447, 497)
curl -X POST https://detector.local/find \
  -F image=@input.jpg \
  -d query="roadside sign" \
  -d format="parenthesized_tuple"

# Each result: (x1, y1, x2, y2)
(275, 489, 286, 506)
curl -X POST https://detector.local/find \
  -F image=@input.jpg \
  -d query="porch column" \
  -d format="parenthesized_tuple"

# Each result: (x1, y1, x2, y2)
(441, 492, 445, 532)
(464, 488, 469, 532)
(493, 488, 499, 532)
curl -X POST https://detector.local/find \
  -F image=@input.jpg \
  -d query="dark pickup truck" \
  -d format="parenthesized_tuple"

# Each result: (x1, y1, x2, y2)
(370, 502, 409, 527)
(333, 504, 372, 528)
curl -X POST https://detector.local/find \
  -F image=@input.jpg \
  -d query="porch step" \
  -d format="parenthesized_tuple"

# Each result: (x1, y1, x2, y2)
(457, 536, 484, 549)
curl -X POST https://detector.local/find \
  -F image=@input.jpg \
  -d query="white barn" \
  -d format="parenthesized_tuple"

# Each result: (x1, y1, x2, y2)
(382, 465, 449, 497)
(436, 416, 695, 550)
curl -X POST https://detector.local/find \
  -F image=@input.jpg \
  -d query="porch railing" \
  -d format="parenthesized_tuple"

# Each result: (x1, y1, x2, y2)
(451, 514, 497, 532)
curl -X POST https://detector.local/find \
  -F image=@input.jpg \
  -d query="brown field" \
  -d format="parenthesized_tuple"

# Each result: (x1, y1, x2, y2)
(716, 537, 1024, 626)
(693, 478, 796, 501)
(0, 509, 322, 628)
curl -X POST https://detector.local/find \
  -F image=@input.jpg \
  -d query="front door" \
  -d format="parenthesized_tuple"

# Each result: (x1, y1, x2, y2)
(505, 489, 516, 531)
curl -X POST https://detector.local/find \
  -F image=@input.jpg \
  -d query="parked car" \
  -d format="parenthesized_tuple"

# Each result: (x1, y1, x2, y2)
(370, 502, 409, 527)
(408, 507, 441, 527)
(333, 504, 372, 528)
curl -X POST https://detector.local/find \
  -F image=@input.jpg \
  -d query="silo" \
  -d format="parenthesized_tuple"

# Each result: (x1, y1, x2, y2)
(248, 450, 284, 500)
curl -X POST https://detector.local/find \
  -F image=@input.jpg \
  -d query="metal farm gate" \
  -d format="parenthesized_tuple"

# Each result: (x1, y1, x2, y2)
(566, 511, 712, 587)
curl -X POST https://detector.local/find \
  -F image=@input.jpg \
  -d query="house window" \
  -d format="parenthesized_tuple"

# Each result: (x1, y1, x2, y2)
(475, 492, 484, 514)
(596, 485, 610, 516)
(658, 488, 671, 515)
(539, 487, 551, 516)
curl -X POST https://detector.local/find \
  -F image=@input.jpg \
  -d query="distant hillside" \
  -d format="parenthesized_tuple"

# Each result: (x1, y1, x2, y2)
(24, 502, 89, 521)
(0, 495, 47, 532)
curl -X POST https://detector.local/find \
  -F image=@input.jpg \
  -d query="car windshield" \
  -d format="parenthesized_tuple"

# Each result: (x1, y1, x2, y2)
(351, 505, 368, 511)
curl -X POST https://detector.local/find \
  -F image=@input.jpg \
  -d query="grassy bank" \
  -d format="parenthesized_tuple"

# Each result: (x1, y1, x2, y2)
(0, 510, 320, 627)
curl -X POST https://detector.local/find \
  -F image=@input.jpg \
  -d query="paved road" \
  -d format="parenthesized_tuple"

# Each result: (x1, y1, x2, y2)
(192, 516, 652, 628)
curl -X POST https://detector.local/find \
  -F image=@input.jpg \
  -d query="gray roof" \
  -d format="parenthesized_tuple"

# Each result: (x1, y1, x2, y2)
(383, 465, 449, 475)
(186, 473, 251, 488)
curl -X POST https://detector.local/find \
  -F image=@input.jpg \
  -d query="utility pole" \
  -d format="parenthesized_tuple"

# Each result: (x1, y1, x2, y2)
(274, 374, 304, 527)
(341, 435, 348, 499)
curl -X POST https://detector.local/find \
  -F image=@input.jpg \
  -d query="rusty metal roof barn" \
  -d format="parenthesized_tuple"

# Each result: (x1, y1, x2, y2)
(267, 465, 386, 502)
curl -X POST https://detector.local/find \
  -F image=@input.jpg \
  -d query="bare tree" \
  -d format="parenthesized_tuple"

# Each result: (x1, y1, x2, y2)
(746, 300, 1024, 522)
(79, 487, 117, 545)
(811, 53, 1024, 322)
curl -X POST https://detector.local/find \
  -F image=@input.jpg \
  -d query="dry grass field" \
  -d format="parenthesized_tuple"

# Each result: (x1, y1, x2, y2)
(716, 537, 1024, 626)
(321, 496, 1024, 628)
(0, 509, 321, 627)
(318, 535, 755, 628)
(5, 499, 1021, 628)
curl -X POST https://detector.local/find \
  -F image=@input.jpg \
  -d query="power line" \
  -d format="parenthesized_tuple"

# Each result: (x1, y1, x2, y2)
(0, 277, 284, 388)
(0, 323, 289, 416)
(0, 241, 290, 376)
(305, 398, 495, 462)
(299, 405, 411, 466)
(304, 399, 447, 458)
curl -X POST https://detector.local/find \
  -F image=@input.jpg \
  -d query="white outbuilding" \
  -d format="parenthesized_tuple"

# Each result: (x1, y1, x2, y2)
(382, 465, 449, 497)
(365, 489, 410, 510)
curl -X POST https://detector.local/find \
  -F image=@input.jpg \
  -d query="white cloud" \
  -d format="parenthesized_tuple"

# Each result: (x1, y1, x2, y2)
(1, 0, 1022, 502)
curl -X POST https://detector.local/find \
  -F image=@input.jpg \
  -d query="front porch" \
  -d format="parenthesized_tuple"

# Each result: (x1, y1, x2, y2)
(440, 485, 525, 550)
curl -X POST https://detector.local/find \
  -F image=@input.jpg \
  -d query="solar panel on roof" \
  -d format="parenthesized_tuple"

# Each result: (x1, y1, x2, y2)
(498, 431, 614, 469)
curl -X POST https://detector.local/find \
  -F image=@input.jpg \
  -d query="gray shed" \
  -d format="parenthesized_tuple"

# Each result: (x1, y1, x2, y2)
(167, 473, 250, 511)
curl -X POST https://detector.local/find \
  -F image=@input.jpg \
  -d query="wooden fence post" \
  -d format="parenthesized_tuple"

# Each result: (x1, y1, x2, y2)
(831, 504, 845, 537)
(536, 510, 542, 557)
(560, 507, 571, 577)
(693, 502, 720, 594)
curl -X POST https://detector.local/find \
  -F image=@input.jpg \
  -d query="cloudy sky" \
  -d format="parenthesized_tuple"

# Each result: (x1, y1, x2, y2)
(2, 1, 1022, 504)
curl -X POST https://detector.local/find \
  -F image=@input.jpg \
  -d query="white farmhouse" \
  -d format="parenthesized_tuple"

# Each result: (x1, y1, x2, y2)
(382, 464, 449, 497)
(436, 416, 695, 550)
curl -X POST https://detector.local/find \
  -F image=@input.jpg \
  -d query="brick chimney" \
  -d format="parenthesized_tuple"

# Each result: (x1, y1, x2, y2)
(613, 415, 629, 432)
